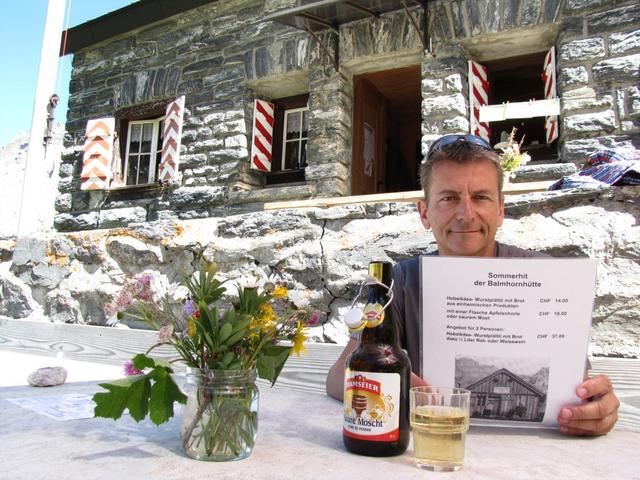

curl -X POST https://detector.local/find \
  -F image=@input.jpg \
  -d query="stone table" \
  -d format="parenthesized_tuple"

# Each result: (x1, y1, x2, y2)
(1, 379, 638, 480)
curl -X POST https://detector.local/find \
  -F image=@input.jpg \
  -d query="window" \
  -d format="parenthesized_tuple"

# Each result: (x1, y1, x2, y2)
(470, 49, 559, 162)
(282, 107, 308, 171)
(266, 94, 309, 185)
(124, 117, 164, 185)
(80, 96, 184, 192)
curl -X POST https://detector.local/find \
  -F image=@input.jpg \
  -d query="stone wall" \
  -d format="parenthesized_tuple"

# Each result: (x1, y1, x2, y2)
(56, 0, 420, 231)
(420, 0, 640, 161)
(3, 187, 639, 358)
(55, 0, 639, 232)
(557, 0, 640, 161)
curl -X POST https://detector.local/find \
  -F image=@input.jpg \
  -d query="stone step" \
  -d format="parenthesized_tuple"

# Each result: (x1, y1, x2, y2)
(510, 163, 578, 183)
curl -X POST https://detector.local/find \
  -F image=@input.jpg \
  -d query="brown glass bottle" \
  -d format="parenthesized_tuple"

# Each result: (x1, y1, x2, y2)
(343, 261, 411, 456)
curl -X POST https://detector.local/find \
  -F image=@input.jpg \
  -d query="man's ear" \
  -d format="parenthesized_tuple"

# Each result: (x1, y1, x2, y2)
(416, 200, 431, 230)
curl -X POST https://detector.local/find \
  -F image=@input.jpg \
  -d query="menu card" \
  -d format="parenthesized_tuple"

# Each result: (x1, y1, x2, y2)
(420, 257, 597, 428)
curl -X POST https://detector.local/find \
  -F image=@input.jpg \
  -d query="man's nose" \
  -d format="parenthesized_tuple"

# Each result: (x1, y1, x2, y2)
(455, 195, 475, 220)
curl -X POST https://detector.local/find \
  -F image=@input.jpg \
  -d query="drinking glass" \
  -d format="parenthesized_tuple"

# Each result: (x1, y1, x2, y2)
(409, 386, 471, 472)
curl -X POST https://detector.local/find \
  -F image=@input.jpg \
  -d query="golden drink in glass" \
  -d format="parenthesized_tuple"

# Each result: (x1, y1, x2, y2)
(410, 387, 470, 471)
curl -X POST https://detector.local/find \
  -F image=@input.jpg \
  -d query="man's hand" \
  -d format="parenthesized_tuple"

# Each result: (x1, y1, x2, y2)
(411, 373, 429, 388)
(557, 375, 620, 436)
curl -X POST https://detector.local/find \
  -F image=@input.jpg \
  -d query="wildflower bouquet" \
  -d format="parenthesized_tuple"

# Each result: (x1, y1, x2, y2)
(496, 127, 531, 174)
(94, 263, 318, 459)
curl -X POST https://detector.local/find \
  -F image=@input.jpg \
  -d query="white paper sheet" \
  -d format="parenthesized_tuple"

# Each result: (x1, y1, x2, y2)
(420, 257, 597, 428)
(6, 393, 98, 421)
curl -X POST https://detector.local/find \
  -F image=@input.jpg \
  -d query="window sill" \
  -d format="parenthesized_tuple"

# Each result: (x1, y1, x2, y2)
(265, 169, 306, 186)
(106, 182, 164, 201)
(109, 182, 162, 192)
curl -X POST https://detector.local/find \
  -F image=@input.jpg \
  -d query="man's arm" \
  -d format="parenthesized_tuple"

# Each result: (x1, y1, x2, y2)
(558, 374, 620, 436)
(326, 339, 358, 400)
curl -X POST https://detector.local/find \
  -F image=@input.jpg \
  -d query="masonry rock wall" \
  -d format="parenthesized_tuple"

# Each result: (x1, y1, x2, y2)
(3, 187, 639, 358)
(59, 0, 639, 233)
(421, 0, 639, 162)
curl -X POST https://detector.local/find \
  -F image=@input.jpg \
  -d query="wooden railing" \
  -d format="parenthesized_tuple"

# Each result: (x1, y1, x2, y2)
(264, 181, 554, 210)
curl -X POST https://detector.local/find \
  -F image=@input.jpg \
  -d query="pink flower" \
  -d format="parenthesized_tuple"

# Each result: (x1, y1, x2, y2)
(116, 290, 134, 311)
(309, 310, 321, 326)
(123, 361, 144, 376)
(104, 301, 117, 317)
(158, 324, 173, 342)
(134, 274, 153, 301)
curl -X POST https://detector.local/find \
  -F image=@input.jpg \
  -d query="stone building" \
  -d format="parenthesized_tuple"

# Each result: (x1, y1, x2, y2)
(54, 0, 639, 231)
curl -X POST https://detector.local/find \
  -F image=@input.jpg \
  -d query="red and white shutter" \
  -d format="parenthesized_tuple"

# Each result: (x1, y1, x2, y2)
(81, 117, 114, 190)
(250, 99, 275, 172)
(468, 60, 491, 143)
(542, 46, 559, 144)
(158, 95, 185, 182)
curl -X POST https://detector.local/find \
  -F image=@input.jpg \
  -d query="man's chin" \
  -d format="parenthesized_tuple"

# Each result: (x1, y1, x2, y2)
(441, 239, 491, 257)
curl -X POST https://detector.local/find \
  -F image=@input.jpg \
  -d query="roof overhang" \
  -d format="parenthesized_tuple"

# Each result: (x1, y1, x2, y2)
(264, 0, 425, 33)
(60, 0, 217, 56)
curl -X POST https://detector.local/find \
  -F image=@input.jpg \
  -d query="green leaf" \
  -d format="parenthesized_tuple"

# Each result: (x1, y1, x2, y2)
(148, 368, 187, 426)
(93, 374, 150, 422)
(132, 353, 156, 371)
(256, 344, 291, 386)
(93, 385, 129, 420)
(218, 322, 233, 343)
(220, 351, 234, 366)
(126, 376, 151, 421)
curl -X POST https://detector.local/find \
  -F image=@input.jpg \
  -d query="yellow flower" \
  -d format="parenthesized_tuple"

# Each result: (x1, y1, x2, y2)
(258, 302, 277, 331)
(187, 319, 196, 338)
(291, 321, 307, 357)
(203, 261, 217, 275)
(272, 285, 288, 299)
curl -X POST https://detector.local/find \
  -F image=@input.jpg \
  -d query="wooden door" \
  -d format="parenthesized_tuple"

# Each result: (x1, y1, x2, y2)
(352, 78, 386, 195)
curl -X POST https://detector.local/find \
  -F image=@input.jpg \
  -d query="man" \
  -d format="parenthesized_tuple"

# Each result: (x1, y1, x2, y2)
(326, 134, 619, 436)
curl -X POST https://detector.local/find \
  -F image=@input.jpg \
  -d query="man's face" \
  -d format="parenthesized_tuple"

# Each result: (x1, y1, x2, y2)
(417, 158, 504, 257)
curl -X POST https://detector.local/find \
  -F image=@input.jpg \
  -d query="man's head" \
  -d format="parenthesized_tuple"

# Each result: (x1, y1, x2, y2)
(417, 134, 505, 257)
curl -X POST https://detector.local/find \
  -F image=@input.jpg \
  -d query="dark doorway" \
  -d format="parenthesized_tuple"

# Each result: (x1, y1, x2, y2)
(484, 52, 557, 162)
(352, 65, 422, 195)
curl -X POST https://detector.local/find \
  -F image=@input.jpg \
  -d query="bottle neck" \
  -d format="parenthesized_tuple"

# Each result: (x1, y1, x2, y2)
(360, 282, 399, 346)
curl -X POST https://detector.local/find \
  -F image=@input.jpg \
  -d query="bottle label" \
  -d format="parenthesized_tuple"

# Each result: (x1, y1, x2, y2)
(343, 370, 400, 441)
(362, 303, 384, 328)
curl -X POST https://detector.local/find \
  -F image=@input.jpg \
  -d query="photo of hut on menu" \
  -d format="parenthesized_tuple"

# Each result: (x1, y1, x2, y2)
(455, 356, 549, 423)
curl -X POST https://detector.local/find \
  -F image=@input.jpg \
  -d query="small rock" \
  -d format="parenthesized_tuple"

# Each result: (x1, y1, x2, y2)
(27, 366, 68, 387)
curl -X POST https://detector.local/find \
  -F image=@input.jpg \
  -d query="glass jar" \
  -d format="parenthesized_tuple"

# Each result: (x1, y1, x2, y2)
(181, 368, 259, 461)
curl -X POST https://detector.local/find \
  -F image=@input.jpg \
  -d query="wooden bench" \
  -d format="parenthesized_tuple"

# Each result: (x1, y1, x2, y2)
(1, 318, 638, 430)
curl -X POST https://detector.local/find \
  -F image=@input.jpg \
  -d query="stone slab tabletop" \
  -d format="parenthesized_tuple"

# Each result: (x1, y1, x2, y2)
(1, 380, 638, 480)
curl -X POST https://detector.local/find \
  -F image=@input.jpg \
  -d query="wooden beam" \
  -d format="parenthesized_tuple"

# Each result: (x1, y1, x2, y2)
(264, 181, 554, 210)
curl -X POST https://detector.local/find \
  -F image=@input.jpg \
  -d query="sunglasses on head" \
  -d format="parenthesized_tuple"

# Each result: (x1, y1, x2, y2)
(426, 134, 493, 159)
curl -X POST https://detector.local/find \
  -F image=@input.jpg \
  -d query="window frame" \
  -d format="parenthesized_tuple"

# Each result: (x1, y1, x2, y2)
(266, 94, 309, 186)
(280, 105, 309, 171)
(123, 116, 164, 186)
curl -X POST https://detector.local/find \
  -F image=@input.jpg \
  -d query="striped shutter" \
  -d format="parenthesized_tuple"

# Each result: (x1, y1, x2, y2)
(158, 95, 185, 182)
(468, 60, 491, 143)
(542, 46, 559, 144)
(250, 99, 275, 172)
(81, 117, 115, 190)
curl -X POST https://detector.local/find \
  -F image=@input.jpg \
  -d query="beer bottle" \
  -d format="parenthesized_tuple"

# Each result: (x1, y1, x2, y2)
(343, 261, 411, 456)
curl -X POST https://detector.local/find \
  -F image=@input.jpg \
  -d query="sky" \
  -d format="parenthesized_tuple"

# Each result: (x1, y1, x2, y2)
(0, 0, 137, 148)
